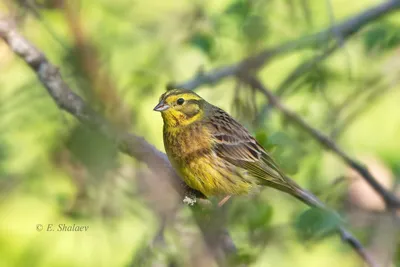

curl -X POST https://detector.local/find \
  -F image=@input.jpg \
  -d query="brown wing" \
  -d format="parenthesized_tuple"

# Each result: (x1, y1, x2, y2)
(205, 106, 290, 188)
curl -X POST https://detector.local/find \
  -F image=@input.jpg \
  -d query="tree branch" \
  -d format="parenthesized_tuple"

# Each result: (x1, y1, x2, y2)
(0, 18, 179, 192)
(171, 0, 400, 90)
(0, 16, 236, 266)
(241, 75, 400, 209)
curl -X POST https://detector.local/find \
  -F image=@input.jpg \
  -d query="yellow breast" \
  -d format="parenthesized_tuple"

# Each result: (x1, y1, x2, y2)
(163, 122, 253, 197)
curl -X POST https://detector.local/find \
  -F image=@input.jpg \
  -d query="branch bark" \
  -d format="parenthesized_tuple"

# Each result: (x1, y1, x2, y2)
(0, 16, 236, 266)
(170, 0, 400, 212)
(2, 1, 399, 264)
(171, 0, 400, 90)
(241, 75, 400, 209)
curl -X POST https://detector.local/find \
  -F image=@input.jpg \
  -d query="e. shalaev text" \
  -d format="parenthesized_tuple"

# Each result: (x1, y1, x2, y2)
(47, 224, 89, 232)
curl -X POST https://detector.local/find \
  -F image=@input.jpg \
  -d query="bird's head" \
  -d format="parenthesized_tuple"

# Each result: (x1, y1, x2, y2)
(154, 89, 206, 127)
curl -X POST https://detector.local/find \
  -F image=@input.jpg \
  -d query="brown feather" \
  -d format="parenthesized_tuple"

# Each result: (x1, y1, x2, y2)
(159, 89, 302, 198)
(204, 105, 299, 193)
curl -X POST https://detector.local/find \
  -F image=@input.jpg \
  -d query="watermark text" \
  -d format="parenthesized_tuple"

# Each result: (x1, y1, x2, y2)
(36, 224, 89, 232)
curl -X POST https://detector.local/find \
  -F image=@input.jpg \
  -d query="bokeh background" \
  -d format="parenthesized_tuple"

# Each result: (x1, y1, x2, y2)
(1, 0, 400, 266)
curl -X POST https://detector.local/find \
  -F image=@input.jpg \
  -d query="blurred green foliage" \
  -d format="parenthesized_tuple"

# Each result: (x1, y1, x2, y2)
(1, 0, 400, 266)
(363, 21, 400, 52)
(294, 208, 342, 241)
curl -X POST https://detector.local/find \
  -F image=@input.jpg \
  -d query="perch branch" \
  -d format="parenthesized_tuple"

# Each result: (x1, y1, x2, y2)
(0, 16, 236, 266)
(242, 75, 400, 209)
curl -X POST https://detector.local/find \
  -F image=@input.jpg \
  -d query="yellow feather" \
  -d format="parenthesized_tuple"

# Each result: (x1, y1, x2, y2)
(155, 89, 297, 198)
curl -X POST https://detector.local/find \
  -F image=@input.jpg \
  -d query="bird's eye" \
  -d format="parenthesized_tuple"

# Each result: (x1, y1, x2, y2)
(177, 98, 185, 105)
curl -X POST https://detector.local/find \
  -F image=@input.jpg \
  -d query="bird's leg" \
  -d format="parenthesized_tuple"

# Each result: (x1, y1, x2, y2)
(218, 195, 231, 207)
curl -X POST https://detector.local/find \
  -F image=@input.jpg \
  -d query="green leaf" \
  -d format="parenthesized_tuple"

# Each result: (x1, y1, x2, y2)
(224, 0, 252, 20)
(363, 22, 400, 52)
(294, 208, 342, 240)
(247, 205, 273, 230)
(268, 131, 293, 146)
(188, 32, 215, 57)
(242, 15, 269, 42)
(254, 131, 269, 147)
(66, 125, 118, 176)
(256, 131, 302, 175)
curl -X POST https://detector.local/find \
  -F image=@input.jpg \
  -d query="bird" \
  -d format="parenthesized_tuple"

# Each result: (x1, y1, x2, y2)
(153, 88, 322, 208)
(153, 89, 375, 267)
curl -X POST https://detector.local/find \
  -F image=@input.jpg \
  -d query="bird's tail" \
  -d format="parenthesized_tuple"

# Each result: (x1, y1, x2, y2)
(262, 174, 326, 209)
(282, 175, 326, 209)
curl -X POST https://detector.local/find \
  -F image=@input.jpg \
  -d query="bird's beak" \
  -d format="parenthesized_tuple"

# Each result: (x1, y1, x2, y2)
(153, 101, 170, 112)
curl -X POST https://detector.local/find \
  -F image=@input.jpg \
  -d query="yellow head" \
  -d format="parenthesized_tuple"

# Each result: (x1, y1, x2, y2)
(153, 89, 205, 127)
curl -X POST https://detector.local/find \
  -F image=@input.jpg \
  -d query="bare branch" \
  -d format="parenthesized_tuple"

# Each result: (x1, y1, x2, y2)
(241, 75, 400, 209)
(0, 16, 196, 197)
(172, 0, 400, 90)
(0, 15, 237, 266)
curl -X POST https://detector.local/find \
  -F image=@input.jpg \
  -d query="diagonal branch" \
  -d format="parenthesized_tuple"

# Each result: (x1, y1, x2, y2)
(0, 16, 237, 266)
(0, 18, 184, 194)
(241, 75, 400, 209)
(171, 0, 400, 90)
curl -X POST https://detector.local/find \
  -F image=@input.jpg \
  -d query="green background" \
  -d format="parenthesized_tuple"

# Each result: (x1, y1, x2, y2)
(0, 0, 400, 266)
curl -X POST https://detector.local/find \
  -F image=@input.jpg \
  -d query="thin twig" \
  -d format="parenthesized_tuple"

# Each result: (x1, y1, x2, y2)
(275, 42, 338, 98)
(0, 16, 236, 266)
(325, 0, 353, 80)
(239, 76, 388, 267)
(334, 76, 381, 113)
(0, 16, 201, 198)
(172, 0, 400, 90)
(331, 82, 395, 139)
(242, 75, 400, 210)
(19, 0, 68, 49)
(281, 173, 378, 267)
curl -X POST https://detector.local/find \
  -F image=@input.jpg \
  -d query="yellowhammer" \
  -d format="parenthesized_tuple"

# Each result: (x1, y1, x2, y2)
(153, 89, 375, 266)
(153, 88, 321, 207)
